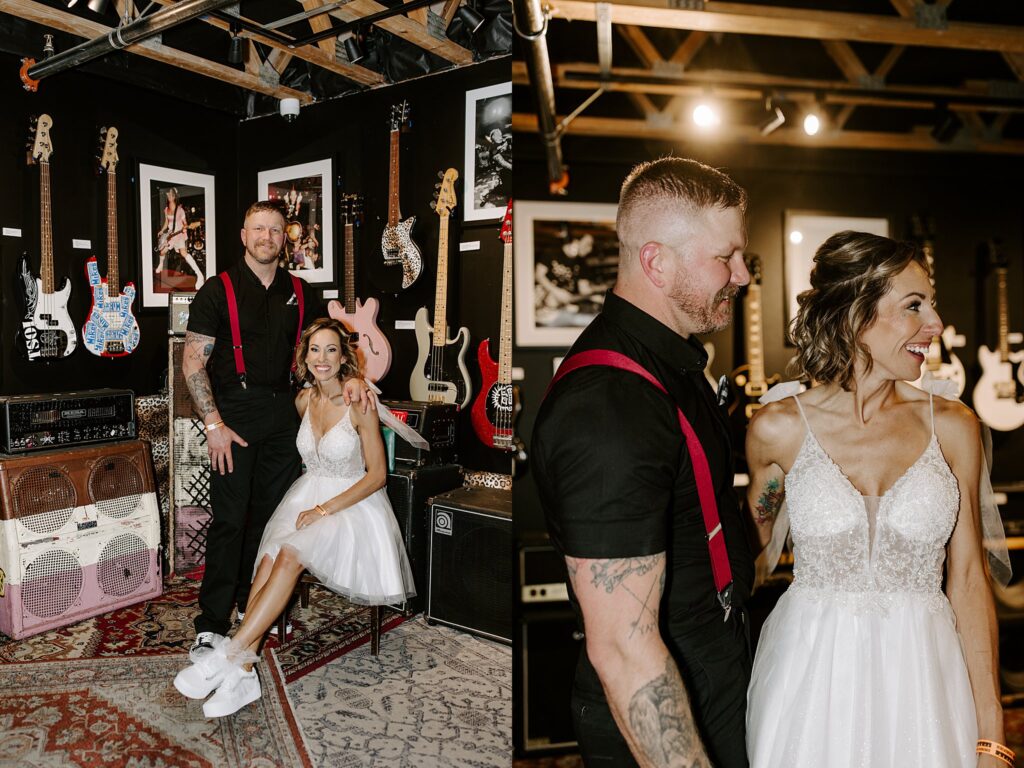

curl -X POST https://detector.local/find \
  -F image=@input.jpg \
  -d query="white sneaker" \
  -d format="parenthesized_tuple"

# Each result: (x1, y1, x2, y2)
(174, 636, 231, 699)
(188, 631, 224, 664)
(203, 665, 261, 718)
(236, 612, 292, 636)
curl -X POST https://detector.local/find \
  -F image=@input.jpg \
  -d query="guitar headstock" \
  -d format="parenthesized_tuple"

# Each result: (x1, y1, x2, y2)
(500, 199, 513, 244)
(983, 239, 1008, 272)
(430, 168, 459, 218)
(389, 101, 409, 132)
(27, 114, 53, 165)
(341, 193, 363, 226)
(98, 126, 119, 173)
(746, 253, 763, 285)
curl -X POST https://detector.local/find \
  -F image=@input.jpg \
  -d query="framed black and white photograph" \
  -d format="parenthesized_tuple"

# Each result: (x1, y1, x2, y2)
(139, 164, 216, 309)
(783, 211, 890, 331)
(514, 200, 619, 347)
(257, 158, 334, 285)
(464, 82, 512, 223)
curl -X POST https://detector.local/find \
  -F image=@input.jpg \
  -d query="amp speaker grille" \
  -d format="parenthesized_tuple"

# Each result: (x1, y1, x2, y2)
(23, 548, 83, 618)
(14, 467, 76, 533)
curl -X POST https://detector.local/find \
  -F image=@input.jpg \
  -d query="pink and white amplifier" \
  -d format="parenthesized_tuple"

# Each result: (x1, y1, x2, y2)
(0, 440, 162, 639)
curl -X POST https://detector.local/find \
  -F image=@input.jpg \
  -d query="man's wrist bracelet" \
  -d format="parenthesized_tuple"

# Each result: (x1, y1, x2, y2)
(204, 420, 225, 433)
(977, 740, 1015, 766)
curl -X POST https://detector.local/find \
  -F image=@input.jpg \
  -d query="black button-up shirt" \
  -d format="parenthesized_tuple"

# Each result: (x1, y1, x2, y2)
(187, 260, 326, 396)
(532, 291, 753, 664)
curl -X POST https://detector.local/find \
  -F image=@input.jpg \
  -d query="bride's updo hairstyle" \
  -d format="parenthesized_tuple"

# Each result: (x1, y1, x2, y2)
(294, 317, 361, 385)
(788, 230, 928, 391)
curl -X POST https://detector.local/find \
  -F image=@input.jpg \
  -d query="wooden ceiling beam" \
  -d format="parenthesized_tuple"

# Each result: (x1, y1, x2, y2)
(549, 1, 1024, 54)
(668, 30, 708, 67)
(512, 111, 1024, 153)
(149, 0, 385, 86)
(618, 25, 663, 67)
(628, 92, 658, 116)
(268, 47, 294, 74)
(821, 40, 870, 83)
(324, 0, 472, 64)
(301, 0, 337, 57)
(2, 0, 313, 102)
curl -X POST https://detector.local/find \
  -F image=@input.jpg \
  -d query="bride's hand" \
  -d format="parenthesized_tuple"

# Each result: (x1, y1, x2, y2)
(295, 508, 325, 530)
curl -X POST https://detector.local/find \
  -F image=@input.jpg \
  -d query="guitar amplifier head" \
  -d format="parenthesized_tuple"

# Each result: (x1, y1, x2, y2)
(0, 389, 136, 454)
(381, 400, 458, 467)
(169, 292, 196, 336)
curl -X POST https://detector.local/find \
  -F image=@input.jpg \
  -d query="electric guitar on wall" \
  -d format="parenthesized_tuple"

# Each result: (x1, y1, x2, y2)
(18, 114, 77, 361)
(471, 200, 515, 449)
(381, 101, 422, 289)
(328, 194, 392, 383)
(973, 241, 1024, 431)
(409, 168, 472, 408)
(83, 126, 140, 357)
(728, 255, 780, 421)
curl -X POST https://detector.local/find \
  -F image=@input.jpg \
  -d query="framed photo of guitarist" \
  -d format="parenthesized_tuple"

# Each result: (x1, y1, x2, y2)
(140, 163, 216, 308)
(514, 200, 619, 347)
(257, 158, 334, 285)
(463, 81, 511, 223)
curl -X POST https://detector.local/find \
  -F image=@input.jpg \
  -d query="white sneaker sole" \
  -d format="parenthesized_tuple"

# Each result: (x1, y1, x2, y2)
(173, 668, 225, 700)
(203, 679, 261, 718)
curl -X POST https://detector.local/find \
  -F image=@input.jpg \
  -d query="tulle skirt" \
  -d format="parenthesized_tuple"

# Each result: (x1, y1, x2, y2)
(746, 588, 977, 768)
(255, 471, 416, 606)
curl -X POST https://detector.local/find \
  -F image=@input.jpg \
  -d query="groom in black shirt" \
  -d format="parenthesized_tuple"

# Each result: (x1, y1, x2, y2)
(532, 158, 755, 767)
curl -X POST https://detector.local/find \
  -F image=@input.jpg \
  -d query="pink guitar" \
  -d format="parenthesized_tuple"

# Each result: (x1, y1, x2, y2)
(328, 194, 392, 383)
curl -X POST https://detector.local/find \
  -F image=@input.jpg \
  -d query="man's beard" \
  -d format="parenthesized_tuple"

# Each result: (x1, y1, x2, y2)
(668, 279, 738, 334)
(247, 241, 280, 264)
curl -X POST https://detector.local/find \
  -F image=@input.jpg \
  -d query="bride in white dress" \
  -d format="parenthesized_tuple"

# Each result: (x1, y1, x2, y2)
(174, 317, 416, 717)
(745, 232, 1009, 768)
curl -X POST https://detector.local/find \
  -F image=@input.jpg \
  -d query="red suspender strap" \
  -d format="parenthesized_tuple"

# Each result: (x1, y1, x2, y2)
(219, 272, 246, 389)
(289, 274, 304, 374)
(548, 349, 734, 617)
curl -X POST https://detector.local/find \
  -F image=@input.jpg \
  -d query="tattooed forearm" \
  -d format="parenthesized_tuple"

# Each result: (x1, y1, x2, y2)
(182, 332, 218, 419)
(627, 656, 710, 768)
(589, 555, 660, 594)
(753, 477, 784, 526)
(186, 370, 218, 419)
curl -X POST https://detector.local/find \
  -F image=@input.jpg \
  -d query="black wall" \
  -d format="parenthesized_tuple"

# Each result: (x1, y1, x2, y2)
(0, 52, 512, 473)
(513, 134, 1024, 536)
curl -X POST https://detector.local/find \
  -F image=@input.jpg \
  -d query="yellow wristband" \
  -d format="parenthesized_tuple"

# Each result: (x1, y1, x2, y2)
(204, 420, 225, 433)
(315, 504, 328, 517)
(977, 740, 1015, 767)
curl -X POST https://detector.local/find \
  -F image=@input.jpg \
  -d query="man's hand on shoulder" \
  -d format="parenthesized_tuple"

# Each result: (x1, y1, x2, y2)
(341, 377, 377, 413)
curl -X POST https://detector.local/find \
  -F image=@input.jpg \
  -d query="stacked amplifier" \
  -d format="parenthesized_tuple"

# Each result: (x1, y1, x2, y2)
(0, 440, 162, 639)
(0, 389, 135, 454)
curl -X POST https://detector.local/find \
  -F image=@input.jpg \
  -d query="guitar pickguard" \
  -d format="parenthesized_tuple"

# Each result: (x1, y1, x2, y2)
(20, 275, 76, 360)
(409, 307, 472, 408)
(83, 258, 140, 357)
(381, 217, 423, 289)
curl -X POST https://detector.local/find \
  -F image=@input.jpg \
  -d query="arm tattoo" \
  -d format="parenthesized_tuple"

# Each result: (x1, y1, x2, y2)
(183, 332, 218, 418)
(589, 556, 663, 639)
(753, 477, 784, 526)
(628, 656, 709, 768)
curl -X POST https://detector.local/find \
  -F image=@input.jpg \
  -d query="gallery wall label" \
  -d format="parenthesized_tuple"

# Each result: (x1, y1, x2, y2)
(73, 239, 91, 249)
(3, 228, 22, 237)
(459, 241, 480, 252)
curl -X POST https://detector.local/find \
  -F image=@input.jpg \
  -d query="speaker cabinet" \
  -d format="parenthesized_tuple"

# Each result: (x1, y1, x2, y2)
(427, 486, 512, 643)
(0, 440, 162, 639)
(386, 464, 463, 615)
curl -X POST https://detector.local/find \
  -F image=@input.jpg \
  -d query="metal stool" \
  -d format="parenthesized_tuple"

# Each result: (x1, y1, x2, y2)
(276, 573, 384, 655)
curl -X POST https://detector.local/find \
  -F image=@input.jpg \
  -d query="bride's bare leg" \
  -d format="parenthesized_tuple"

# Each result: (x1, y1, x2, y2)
(245, 555, 276, 614)
(231, 547, 305, 669)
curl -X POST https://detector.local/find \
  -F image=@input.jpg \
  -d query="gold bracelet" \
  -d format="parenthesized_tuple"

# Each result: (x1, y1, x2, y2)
(977, 740, 1015, 766)
(314, 504, 328, 517)
(204, 420, 225, 433)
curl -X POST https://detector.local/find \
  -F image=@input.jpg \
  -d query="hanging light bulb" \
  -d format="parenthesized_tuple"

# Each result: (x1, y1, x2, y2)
(803, 112, 821, 136)
(692, 102, 720, 129)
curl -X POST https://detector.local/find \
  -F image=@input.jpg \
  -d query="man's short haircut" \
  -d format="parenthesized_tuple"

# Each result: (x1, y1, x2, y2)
(244, 199, 287, 223)
(616, 157, 747, 247)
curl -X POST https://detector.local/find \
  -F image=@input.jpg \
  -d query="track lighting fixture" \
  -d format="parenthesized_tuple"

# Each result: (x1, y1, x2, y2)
(759, 97, 785, 136)
(803, 111, 821, 136)
(930, 109, 960, 144)
(66, 0, 110, 12)
(227, 31, 245, 65)
(343, 33, 364, 65)
(692, 101, 720, 129)
(456, 4, 486, 33)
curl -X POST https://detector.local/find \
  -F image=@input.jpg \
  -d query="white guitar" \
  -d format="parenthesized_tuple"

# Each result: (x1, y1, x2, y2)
(911, 325, 966, 396)
(83, 126, 140, 357)
(409, 168, 472, 408)
(973, 248, 1024, 431)
(18, 114, 77, 360)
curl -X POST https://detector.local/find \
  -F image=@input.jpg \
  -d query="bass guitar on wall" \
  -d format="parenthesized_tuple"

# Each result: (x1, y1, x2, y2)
(83, 126, 140, 357)
(18, 114, 77, 361)
(409, 168, 472, 408)
(328, 194, 392, 383)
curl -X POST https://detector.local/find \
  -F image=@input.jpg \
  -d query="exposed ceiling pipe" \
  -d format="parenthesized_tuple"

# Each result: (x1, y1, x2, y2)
(513, 0, 569, 195)
(21, 0, 240, 87)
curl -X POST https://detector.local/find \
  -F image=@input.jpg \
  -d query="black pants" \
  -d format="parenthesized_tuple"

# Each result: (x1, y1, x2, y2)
(194, 389, 301, 636)
(571, 609, 752, 768)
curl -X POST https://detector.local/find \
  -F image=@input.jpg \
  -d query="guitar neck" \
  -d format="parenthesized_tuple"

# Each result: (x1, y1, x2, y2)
(344, 222, 356, 313)
(498, 240, 513, 385)
(745, 284, 767, 389)
(432, 214, 450, 346)
(40, 160, 54, 294)
(107, 168, 119, 290)
(387, 130, 400, 227)
(997, 267, 1010, 362)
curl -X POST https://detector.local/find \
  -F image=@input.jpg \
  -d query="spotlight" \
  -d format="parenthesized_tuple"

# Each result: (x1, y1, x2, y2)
(227, 33, 245, 65)
(692, 102, 720, 129)
(343, 33, 364, 65)
(789, 230, 804, 245)
(456, 4, 486, 34)
(931, 110, 960, 144)
(86, 0, 109, 12)
(759, 98, 785, 136)
(280, 97, 300, 123)
(803, 112, 821, 136)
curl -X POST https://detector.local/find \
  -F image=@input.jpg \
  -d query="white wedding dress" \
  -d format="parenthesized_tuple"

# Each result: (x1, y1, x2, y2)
(746, 391, 977, 768)
(255, 406, 416, 606)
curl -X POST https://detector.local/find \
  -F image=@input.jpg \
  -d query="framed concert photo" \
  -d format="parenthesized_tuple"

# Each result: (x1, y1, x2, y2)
(257, 158, 334, 285)
(514, 200, 619, 348)
(139, 164, 216, 309)
(783, 210, 891, 337)
(463, 82, 512, 223)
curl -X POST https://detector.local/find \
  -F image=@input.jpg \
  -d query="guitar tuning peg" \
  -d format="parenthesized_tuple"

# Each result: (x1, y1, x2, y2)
(433, 182, 441, 189)
(428, 201, 436, 210)
(436, 170, 444, 179)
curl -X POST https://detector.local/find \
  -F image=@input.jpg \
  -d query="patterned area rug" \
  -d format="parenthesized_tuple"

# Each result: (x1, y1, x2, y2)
(288, 617, 512, 768)
(0, 651, 310, 768)
(0, 575, 404, 683)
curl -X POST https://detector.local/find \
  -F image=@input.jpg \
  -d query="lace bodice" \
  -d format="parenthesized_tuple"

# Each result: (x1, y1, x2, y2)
(296, 406, 367, 481)
(785, 396, 960, 613)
